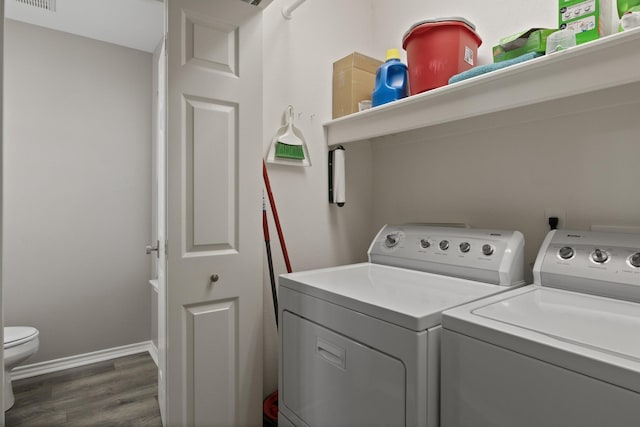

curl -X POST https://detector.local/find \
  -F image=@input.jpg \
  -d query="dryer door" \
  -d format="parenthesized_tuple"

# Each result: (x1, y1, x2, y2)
(281, 311, 406, 426)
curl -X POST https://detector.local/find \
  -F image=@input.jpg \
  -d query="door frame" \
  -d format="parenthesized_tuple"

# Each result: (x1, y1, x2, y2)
(1, 0, 6, 420)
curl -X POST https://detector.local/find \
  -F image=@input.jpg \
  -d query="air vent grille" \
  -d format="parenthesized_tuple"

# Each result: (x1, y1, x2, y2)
(15, 0, 56, 12)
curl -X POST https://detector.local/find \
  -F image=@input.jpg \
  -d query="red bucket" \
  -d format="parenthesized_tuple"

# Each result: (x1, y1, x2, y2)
(402, 18, 482, 95)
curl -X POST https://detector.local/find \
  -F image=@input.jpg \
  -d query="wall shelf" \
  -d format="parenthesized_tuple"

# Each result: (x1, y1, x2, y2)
(324, 28, 640, 146)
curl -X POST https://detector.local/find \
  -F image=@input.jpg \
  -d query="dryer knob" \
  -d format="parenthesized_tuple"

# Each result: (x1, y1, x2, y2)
(558, 246, 575, 260)
(482, 244, 495, 256)
(385, 233, 399, 248)
(439, 240, 450, 251)
(459, 242, 471, 253)
(629, 252, 640, 268)
(591, 248, 609, 264)
(420, 239, 431, 249)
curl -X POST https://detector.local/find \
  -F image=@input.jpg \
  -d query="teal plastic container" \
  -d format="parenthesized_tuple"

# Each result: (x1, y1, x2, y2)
(371, 49, 409, 107)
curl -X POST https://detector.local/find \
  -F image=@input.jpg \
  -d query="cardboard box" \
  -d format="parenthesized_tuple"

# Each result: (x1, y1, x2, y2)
(558, 0, 617, 44)
(493, 28, 557, 63)
(332, 52, 382, 119)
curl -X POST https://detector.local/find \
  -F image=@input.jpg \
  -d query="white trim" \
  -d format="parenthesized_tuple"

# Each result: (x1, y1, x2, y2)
(10, 341, 154, 381)
(148, 342, 159, 367)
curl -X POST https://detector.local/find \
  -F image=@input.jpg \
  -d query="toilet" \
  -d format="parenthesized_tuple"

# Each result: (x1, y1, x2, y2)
(4, 327, 39, 411)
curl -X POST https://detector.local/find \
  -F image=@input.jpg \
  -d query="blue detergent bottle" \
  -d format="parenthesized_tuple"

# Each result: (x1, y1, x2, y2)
(371, 48, 409, 107)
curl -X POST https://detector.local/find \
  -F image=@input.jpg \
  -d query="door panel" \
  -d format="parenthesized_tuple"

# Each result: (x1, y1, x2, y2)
(187, 300, 238, 426)
(183, 9, 238, 74)
(167, 1, 263, 426)
(185, 95, 237, 250)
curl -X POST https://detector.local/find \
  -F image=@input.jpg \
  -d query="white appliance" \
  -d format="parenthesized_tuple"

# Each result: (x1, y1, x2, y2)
(278, 224, 526, 427)
(441, 229, 640, 427)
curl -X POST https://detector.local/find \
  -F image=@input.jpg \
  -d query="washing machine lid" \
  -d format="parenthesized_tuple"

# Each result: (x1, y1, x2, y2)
(4, 326, 38, 349)
(442, 285, 640, 392)
(279, 262, 509, 331)
(472, 286, 640, 362)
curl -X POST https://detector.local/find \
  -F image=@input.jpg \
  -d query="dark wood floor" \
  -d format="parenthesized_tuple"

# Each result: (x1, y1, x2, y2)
(5, 352, 162, 426)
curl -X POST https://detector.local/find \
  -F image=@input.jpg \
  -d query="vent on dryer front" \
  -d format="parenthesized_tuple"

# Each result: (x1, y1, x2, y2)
(15, 0, 56, 12)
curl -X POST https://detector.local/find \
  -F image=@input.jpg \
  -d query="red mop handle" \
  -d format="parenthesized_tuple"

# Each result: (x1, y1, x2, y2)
(263, 161, 292, 273)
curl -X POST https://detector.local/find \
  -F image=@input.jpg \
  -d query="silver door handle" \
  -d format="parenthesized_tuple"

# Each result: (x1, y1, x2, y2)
(146, 240, 160, 258)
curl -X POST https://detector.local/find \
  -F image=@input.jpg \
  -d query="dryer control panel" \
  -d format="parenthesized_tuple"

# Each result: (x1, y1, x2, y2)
(368, 224, 526, 286)
(535, 230, 640, 303)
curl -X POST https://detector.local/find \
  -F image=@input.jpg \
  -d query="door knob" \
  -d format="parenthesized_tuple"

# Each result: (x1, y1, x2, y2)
(146, 240, 160, 258)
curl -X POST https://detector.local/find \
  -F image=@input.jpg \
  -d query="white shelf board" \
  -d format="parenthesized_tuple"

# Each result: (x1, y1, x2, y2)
(325, 28, 640, 146)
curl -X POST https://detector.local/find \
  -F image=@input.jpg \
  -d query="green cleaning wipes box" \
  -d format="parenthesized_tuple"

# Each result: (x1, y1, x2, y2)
(559, 0, 618, 44)
(493, 28, 557, 63)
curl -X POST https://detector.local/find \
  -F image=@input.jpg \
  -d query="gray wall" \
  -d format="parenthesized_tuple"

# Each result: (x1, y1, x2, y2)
(4, 20, 153, 363)
(370, 102, 640, 269)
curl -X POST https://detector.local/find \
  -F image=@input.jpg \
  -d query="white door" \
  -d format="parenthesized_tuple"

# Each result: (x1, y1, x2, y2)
(0, 0, 5, 419)
(166, 1, 263, 425)
(155, 40, 167, 425)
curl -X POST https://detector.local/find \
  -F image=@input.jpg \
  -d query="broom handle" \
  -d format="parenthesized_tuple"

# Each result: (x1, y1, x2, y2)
(263, 196, 279, 328)
(263, 160, 293, 273)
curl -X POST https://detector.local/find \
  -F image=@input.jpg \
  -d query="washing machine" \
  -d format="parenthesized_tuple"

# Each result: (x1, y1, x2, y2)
(441, 229, 640, 427)
(277, 224, 526, 427)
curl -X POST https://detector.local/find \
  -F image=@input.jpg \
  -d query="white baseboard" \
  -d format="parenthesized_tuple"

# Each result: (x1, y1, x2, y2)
(148, 342, 159, 367)
(10, 341, 154, 381)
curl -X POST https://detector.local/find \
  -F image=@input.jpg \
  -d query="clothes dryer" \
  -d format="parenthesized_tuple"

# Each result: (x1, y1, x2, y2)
(278, 224, 526, 427)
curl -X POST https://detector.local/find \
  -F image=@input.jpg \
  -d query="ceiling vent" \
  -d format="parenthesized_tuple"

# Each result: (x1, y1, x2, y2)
(15, 0, 56, 12)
